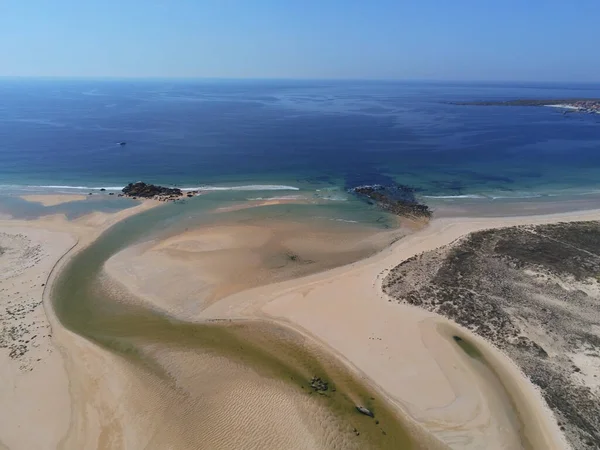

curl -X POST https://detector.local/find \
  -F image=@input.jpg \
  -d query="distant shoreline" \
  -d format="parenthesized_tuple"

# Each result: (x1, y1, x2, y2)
(450, 98, 600, 114)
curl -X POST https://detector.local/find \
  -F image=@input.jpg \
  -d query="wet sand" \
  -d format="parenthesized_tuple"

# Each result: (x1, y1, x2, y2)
(193, 209, 600, 449)
(3, 192, 600, 449)
(51, 205, 431, 449)
(20, 194, 88, 207)
(104, 219, 404, 315)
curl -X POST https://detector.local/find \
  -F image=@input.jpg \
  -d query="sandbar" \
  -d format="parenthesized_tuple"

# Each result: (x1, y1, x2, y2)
(20, 194, 89, 207)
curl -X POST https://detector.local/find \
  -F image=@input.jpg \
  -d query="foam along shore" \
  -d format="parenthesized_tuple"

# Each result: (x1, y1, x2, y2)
(0, 199, 158, 450)
(19, 194, 88, 206)
(546, 104, 580, 110)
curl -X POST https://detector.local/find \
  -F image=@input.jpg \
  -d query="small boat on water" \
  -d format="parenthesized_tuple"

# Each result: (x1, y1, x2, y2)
(117, 141, 127, 146)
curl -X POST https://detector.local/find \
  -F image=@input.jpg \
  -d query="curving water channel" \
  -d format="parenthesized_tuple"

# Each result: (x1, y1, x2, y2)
(50, 199, 434, 449)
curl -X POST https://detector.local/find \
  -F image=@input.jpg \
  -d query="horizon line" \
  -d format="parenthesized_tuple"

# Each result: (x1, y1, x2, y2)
(1, 75, 600, 85)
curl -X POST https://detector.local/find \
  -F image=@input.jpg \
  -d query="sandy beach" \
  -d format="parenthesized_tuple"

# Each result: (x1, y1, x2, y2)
(0, 196, 158, 450)
(2, 191, 600, 449)
(105, 206, 600, 449)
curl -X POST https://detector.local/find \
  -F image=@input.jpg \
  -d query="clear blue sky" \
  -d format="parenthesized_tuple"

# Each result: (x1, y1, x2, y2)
(1, 0, 599, 81)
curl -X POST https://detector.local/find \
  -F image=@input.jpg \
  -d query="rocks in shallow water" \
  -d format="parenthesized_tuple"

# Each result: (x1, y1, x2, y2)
(122, 182, 183, 200)
(351, 184, 431, 219)
(309, 376, 329, 392)
(356, 406, 375, 418)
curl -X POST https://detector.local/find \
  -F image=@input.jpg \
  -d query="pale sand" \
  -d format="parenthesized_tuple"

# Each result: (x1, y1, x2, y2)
(20, 194, 89, 206)
(214, 197, 311, 213)
(3, 200, 386, 450)
(5, 193, 600, 449)
(178, 209, 600, 449)
(0, 228, 74, 450)
(105, 220, 401, 316)
(0, 200, 158, 450)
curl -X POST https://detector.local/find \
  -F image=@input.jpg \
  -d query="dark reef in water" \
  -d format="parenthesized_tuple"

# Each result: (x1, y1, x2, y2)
(351, 184, 431, 219)
(383, 221, 600, 449)
(122, 182, 184, 200)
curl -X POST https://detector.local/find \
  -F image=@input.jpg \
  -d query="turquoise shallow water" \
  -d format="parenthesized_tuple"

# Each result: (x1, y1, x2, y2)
(0, 194, 139, 219)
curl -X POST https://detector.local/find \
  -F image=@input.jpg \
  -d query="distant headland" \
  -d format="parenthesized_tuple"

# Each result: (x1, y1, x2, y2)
(451, 98, 600, 115)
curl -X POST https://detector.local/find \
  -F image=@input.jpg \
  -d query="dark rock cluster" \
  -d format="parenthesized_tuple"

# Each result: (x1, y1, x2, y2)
(122, 182, 183, 199)
(351, 184, 431, 219)
(309, 376, 329, 392)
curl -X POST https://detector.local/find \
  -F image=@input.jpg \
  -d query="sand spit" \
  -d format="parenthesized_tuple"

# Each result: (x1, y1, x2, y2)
(20, 194, 88, 206)
(384, 221, 600, 449)
(191, 209, 600, 449)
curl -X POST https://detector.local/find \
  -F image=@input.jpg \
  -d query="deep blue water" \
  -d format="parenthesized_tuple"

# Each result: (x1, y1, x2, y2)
(1, 79, 600, 198)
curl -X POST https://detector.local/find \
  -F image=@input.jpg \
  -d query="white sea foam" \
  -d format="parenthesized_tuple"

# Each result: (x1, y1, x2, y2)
(423, 194, 486, 199)
(489, 194, 545, 200)
(318, 195, 348, 201)
(246, 195, 305, 201)
(181, 185, 300, 192)
(39, 185, 124, 190)
(423, 193, 554, 200)
(315, 216, 359, 223)
(0, 184, 124, 192)
(545, 104, 579, 110)
(0, 184, 300, 193)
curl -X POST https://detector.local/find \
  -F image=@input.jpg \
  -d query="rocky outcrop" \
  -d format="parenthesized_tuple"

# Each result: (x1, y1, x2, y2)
(352, 184, 431, 219)
(309, 376, 329, 392)
(122, 182, 183, 200)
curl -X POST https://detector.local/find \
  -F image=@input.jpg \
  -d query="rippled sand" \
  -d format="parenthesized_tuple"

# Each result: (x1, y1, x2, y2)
(5, 195, 599, 449)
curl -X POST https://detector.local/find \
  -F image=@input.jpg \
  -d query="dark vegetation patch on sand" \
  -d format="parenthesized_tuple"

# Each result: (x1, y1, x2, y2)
(383, 221, 600, 449)
(0, 233, 51, 370)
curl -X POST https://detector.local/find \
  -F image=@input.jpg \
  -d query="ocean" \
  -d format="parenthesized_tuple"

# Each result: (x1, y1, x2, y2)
(1, 78, 600, 200)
